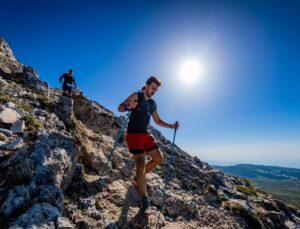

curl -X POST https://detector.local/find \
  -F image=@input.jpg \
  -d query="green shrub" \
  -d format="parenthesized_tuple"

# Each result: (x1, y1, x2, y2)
(223, 201, 263, 228)
(236, 185, 256, 196)
(82, 208, 88, 215)
(191, 182, 198, 190)
(18, 102, 30, 112)
(243, 178, 252, 187)
(223, 201, 240, 212)
(24, 116, 44, 131)
(64, 198, 70, 206)
(37, 94, 52, 111)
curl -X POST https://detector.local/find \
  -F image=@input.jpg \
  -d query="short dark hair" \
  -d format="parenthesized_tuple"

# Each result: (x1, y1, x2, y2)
(146, 76, 162, 87)
(69, 69, 73, 73)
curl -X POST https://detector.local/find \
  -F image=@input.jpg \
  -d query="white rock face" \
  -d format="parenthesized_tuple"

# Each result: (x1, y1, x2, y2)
(5, 102, 16, 109)
(0, 37, 23, 74)
(0, 127, 12, 136)
(56, 217, 74, 229)
(0, 107, 21, 124)
(10, 120, 25, 134)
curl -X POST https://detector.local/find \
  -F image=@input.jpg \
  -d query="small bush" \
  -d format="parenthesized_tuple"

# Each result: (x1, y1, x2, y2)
(37, 94, 52, 111)
(236, 185, 256, 196)
(24, 116, 44, 131)
(64, 198, 70, 206)
(191, 182, 198, 190)
(18, 102, 30, 112)
(223, 201, 240, 212)
(243, 178, 252, 187)
(82, 208, 88, 215)
(223, 201, 263, 229)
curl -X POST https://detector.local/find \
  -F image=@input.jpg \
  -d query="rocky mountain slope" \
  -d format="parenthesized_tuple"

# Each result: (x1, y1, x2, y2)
(215, 164, 300, 209)
(0, 36, 299, 229)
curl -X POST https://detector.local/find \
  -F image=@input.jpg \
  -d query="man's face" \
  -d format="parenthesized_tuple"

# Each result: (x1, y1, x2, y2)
(145, 82, 159, 98)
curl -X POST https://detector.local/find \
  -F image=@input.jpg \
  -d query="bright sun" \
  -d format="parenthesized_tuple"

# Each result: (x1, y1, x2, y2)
(179, 58, 204, 85)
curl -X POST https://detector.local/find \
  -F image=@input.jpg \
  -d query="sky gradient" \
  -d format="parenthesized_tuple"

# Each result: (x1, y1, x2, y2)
(1, 0, 300, 168)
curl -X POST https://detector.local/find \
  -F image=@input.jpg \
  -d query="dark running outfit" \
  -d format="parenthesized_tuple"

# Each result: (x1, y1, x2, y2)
(126, 92, 159, 155)
(60, 74, 76, 94)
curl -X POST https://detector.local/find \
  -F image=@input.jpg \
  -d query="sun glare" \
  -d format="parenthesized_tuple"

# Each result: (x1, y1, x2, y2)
(179, 58, 204, 85)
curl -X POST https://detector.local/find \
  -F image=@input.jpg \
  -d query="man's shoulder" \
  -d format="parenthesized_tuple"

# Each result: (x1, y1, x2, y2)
(130, 92, 138, 97)
(149, 98, 156, 104)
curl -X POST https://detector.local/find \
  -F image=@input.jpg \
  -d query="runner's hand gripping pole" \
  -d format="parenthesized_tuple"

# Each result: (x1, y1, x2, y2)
(100, 111, 131, 177)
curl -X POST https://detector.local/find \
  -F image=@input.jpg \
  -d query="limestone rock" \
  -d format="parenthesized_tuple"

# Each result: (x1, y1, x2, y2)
(30, 185, 64, 212)
(5, 101, 16, 109)
(1, 185, 31, 218)
(56, 217, 74, 229)
(0, 107, 21, 124)
(0, 128, 12, 137)
(9, 203, 60, 229)
(0, 37, 23, 74)
(10, 120, 25, 134)
(151, 189, 164, 207)
(4, 137, 24, 150)
(32, 131, 78, 189)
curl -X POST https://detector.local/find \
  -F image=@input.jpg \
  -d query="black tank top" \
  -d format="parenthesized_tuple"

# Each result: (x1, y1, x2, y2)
(62, 74, 75, 87)
(127, 92, 157, 133)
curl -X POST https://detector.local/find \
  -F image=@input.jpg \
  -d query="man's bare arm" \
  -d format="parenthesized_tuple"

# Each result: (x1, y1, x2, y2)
(118, 93, 138, 112)
(152, 110, 179, 129)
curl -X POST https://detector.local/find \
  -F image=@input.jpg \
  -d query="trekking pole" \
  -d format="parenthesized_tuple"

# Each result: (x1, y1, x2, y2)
(155, 121, 178, 228)
(100, 111, 131, 177)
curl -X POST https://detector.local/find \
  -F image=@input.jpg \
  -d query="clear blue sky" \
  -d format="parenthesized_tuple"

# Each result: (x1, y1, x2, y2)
(1, 0, 300, 168)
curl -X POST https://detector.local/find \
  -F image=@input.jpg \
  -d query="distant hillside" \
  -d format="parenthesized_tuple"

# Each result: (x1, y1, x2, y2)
(215, 164, 300, 209)
(214, 164, 300, 180)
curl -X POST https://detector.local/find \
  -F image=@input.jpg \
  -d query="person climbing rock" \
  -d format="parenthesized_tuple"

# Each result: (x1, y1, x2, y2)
(59, 69, 77, 97)
(118, 76, 179, 214)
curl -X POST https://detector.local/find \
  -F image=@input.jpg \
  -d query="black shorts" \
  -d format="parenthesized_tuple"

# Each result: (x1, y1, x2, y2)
(62, 84, 72, 94)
